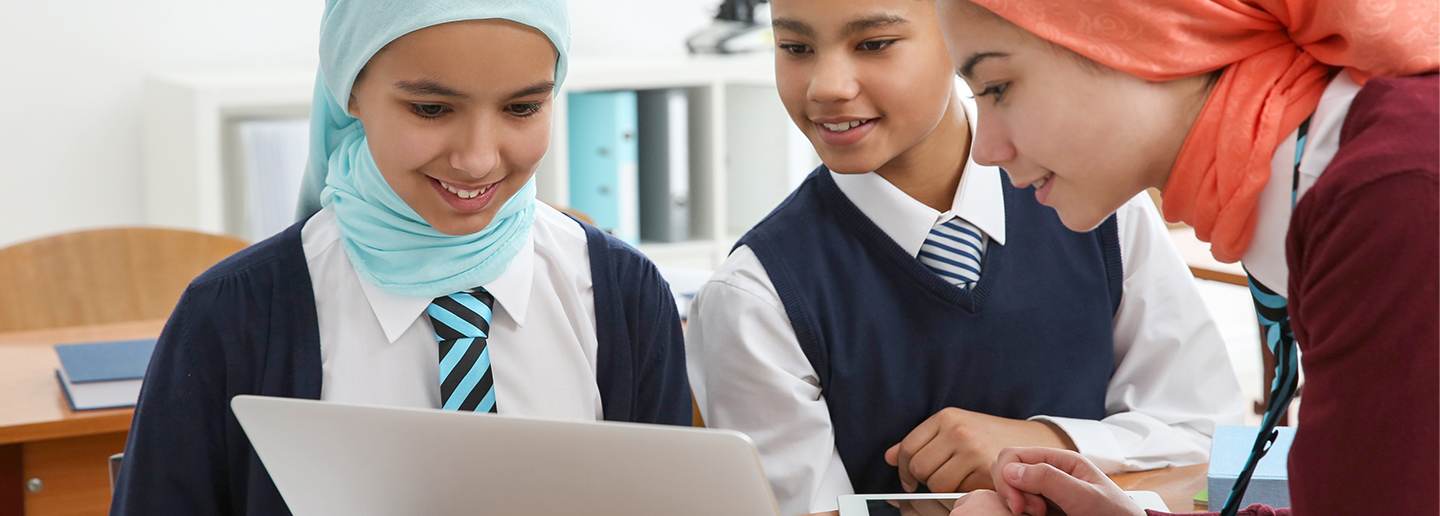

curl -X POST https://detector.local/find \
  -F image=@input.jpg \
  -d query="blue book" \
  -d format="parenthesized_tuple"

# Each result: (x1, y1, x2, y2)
(54, 338, 157, 411)
(1208, 425, 1296, 509)
(569, 90, 639, 244)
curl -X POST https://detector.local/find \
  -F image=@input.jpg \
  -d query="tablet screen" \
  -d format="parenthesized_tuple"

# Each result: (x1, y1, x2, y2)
(842, 496, 961, 516)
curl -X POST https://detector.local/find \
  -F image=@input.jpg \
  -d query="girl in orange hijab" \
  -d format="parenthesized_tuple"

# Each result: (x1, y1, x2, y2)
(933, 0, 1437, 515)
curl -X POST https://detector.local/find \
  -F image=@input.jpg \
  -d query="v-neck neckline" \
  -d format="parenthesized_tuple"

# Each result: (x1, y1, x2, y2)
(815, 169, 1006, 313)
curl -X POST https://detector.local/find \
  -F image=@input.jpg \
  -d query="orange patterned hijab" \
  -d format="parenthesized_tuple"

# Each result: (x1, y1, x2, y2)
(970, 0, 1438, 262)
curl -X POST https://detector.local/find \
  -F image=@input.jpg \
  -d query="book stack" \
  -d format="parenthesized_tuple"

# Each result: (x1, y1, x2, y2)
(54, 338, 157, 411)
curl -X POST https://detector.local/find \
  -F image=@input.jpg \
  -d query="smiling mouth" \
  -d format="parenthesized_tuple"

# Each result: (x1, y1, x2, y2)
(819, 119, 873, 133)
(435, 179, 498, 199)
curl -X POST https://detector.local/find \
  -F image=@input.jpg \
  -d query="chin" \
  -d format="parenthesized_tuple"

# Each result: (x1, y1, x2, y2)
(1053, 205, 1111, 233)
(817, 149, 887, 175)
(425, 212, 500, 236)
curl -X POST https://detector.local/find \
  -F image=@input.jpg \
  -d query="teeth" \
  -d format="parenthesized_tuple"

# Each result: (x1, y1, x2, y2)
(1034, 176, 1048, 189)
(822, 120, 867, 132)
(441, 181, 490, 199)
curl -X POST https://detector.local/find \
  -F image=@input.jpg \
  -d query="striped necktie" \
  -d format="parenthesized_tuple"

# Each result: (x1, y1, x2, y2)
(426, 289, 498, 413)
(917, 217, 986, 288)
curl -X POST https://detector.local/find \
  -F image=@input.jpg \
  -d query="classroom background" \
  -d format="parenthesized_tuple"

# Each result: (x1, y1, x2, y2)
(0, 0, 1273, 426)
(0, 1, 1279, 512)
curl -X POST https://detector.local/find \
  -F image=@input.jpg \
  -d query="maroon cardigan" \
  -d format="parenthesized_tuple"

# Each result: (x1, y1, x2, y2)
(1152, 74, 1439, 516)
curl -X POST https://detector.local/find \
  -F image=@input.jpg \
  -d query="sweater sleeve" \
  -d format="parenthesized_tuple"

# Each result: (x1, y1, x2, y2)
(110, 279, 238, 516)
(1284, 74, 1439, 516)
(1146, 504, 1290, 516)
(624, 248, 692, 426)
(110, 223, 318, 516)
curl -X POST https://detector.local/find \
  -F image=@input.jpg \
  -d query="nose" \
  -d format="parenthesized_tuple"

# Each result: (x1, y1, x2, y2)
(968, 109, 1016, 167)
(449, 116, 502, 179)
(807, 53, 861, 104)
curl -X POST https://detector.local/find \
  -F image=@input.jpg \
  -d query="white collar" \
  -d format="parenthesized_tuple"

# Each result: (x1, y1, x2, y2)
(353, 222, 536, 343)
(829, 97, 1006, 257)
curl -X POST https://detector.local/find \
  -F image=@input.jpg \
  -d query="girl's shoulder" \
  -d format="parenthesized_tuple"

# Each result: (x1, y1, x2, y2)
(188, 219, 310, 292)
(1318, 74, 1438, 202)
(531, 203, 662, 283)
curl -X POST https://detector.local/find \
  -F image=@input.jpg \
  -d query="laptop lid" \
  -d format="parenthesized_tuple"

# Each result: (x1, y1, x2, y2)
(231, 395, 781, 516)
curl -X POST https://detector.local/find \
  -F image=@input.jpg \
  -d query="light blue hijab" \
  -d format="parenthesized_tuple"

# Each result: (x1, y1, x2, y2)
(295, 0, 570, 299)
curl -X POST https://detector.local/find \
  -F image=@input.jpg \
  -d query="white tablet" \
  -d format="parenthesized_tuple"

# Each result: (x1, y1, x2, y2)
(837, 493, 965, 516)
(837, 490, 1170, 516)
(230, 395, 782, 516)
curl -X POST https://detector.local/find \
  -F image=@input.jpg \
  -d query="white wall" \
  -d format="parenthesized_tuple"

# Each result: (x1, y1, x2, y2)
(0, 0, 720, 247)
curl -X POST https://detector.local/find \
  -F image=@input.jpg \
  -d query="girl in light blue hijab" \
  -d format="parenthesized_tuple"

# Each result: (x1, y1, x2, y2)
(113, 3, 690, 513)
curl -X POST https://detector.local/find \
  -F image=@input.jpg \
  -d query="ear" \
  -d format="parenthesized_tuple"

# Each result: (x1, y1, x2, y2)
(347, 92, 360, 117)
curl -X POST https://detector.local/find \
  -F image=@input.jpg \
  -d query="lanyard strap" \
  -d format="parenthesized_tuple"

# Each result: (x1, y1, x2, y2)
(1220, 116, 1311, 516)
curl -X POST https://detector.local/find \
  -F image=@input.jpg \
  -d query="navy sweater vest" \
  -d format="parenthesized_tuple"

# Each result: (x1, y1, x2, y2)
(736, 167, 1122, 494)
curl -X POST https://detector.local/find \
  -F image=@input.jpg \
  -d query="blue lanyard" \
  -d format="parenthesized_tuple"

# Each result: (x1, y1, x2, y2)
(1221, 116, 1311, 516)
(1290, 117, 1312, 207)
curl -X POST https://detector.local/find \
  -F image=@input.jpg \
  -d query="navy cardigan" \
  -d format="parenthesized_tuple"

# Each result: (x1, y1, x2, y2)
(110, 217, 690, 516)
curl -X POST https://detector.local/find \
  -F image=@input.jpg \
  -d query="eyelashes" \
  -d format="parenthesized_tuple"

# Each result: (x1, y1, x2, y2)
(975, 82, 1009, 103)
(408, 102, 545, 121)
(857, 39, 896, 52)
(776, 38, 899, 56)
(505, 102, 543, 118)
(778, 43, 811, 55)
(411, 103, 448, 118)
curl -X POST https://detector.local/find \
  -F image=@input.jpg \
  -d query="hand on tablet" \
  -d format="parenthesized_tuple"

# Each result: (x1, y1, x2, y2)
(946, 490, 1013, 515)
(896, 498, 957, 516)
(884, 408, 1076, 493)
(982, 447, 1145, 516)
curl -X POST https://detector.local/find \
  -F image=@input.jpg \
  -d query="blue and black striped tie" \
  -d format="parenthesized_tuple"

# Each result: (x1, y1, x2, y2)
(426, 289, 498, 413)
(918, 217, 985, 288)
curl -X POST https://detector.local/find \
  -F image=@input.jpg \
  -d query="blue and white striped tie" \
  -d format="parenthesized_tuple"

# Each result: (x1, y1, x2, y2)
(917, 217, 985, 288)
(426, 289, 498, 413)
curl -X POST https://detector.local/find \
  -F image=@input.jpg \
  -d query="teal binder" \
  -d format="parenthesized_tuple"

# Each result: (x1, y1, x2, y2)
(568, 91, 639, 244)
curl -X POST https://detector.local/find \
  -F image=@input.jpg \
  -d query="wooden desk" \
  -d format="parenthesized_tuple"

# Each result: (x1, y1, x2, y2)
(1111, 463, 1209, 512)
(802, 463, 1209, 516)
(0, 319, 164, 516)
(1169, 227, 1247, 287)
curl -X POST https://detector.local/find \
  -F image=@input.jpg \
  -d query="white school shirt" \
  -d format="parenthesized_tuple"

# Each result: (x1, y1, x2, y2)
(1241, 73, 1362, 297)
(302, 203, 604, 420)
(686, 99, 1245, 516)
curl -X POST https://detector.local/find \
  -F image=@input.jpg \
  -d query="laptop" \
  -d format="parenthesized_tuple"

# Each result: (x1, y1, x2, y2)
(230, 395, 781, 516)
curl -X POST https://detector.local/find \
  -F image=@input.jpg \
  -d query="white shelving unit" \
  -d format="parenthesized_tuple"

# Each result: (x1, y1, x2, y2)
(143, 53, 815, 269)
(143, 69, 314, 237)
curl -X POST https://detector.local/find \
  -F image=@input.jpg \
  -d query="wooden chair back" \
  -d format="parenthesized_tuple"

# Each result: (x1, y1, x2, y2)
(0, 228, 249, 333)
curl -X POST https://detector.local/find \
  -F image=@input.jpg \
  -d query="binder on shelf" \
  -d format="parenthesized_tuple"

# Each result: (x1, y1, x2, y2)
(568, 90, 639, 244)
(54, 338, 158, 411)
(637, 89, 691, 243)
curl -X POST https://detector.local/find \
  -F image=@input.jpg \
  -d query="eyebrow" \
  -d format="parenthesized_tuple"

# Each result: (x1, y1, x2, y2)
(505, 80, 555, 101)
(771, 13, 909, 40)
(393, 79, 556, 102)
(771, 17, 815, 39)
(959, 52, 1009, 79)
(394, 79, 469, 100)
(842, 14, 908, 37)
